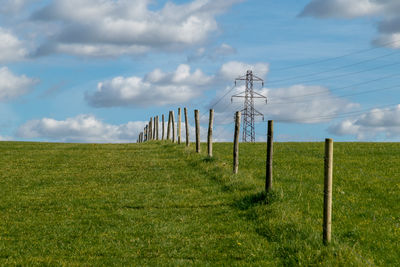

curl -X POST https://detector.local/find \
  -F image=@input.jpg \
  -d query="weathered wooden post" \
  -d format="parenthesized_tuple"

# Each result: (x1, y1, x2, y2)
(149, 118, 153, 140)
(207, 109, 214, 157)
(172, 110, 176, 143)
(155, 116, 159, 140)
(184, 107, 190, 147)
(323, 138, 333, 244)
(178, 108, 182, 144)
(195, 109, 200, 153)
(144, 126, 148, 142)
(152, 116, 155, 140)
(233, 111, 241, 174)
(167, 111, 171, 140)
(162, 114, 165, 140)
(266, 120, 274, 192)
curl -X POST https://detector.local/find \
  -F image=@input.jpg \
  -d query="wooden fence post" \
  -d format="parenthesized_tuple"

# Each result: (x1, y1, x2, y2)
(266, 120, 274, 192)
(323, 138, 333, 245)
(208, 109, 214, 157)
(145, 125, 148, 142)
(156, 116, 159, 140)
(195, 109, 200, 153)
(152, 116, 155, 140)
(162, 114, 165, 140)
(172, 110, 176, 143)
(178, 108, 181, 144)
(233, 111, 241, 174)
(184, 107, 190, 147)
(149, 118, 153, 140)
(167, 112, 171, 140)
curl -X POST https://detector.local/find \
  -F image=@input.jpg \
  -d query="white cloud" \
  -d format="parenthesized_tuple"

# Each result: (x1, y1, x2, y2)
(0, 0, 35, 14)
(0, 67, 38, 101)
(328, 104, 400, 139)
(16, 113, 232, 143)
(86, 61, 269, 108)
(300, 0, 383, 18)
(0, 27, 27, 63)
(262, 85, 358, 123)
(218, 61, 269, 81)
(211, 84, 357, 124)
(300, 0, 400, 49)
(86, 64, 214, 108)
(17, 114, 147, 143)
(0, 135, 13, 141)
(31, 0, 243, 57)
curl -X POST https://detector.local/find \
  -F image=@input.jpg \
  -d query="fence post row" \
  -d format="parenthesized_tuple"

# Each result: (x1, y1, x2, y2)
(208, 109, 214, 157)
(266, 120, 274, 192)
(195, 109, 200, 153)
(172, 110, 176, 143)
(323, 138, 333, 245)
(233, 111, 241, 174)
(184, 107, 190, 147)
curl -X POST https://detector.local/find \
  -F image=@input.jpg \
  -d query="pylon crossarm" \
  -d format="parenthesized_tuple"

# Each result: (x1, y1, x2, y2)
(231, 91, 247, 98)
(253, 91, 267, 99)
(251, 74, 264, 82)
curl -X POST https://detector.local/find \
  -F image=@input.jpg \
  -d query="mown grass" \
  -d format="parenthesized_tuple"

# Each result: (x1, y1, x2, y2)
(0, 141, 398, 266)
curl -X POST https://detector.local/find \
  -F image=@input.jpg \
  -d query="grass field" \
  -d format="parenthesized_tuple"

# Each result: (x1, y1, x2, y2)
(0, 141, 398, 266)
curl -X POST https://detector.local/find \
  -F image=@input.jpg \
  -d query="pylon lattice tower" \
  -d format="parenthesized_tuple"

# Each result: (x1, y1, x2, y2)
(231, 70, 267, 142)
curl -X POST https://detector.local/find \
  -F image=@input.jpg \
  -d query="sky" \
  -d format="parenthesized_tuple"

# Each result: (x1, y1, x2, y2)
(1, 0, 400, 143)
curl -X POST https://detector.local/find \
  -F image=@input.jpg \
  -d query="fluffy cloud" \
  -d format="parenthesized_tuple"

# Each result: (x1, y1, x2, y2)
(86, 64, 213, 108)
(328, 104, 400, 139)
(17, 114, 146, 143)
(31, 0, 243, 57)
(212, 84, 357, 124)
(16, 114, 233, 143)
(0, 0, 34, 14)
(0, 67, 38, 101)
(0, 135, 13, 141)
(300, 0, 400, 48)
(0, 28, 27, 63)
(218, 61, 269, 81)
(86, 61, 269, 108)
(300, 0, 383, 18)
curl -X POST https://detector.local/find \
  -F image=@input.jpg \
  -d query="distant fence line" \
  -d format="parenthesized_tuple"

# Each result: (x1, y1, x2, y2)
(136, 107, 334, 245)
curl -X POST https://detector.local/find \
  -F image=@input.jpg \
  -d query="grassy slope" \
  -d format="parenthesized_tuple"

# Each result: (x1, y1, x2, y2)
(0, 141, 398, 266)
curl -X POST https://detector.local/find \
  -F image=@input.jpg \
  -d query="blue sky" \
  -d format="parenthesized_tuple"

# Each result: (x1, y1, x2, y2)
(1, 0, 400, 143)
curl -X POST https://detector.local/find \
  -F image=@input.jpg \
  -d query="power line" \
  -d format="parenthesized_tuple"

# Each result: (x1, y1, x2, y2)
(271, 39, 400, 72)
(269, 61, 400, 87)
(271, 72, 400, 101)
(269, 84, 400, 105)
(268, 51, 399, 85)
(275, 103, 399, 123)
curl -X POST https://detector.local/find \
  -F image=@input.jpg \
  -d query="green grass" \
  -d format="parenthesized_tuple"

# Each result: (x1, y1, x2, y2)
(0, 141, 399, 266)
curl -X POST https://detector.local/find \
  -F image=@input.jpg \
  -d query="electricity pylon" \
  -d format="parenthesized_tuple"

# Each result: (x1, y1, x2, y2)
(231, 70, 267, 142)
